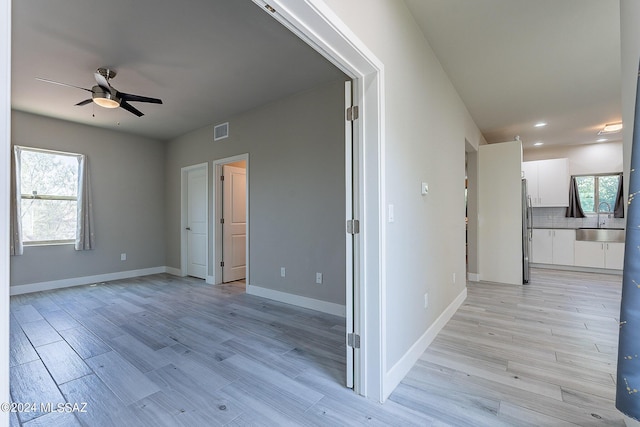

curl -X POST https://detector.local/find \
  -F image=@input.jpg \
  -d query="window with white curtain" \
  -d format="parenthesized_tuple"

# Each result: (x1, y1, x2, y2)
(17, 147, 81, 245)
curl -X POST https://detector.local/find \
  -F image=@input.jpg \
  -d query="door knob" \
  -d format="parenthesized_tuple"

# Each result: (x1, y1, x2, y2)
(186, 227, 191, 230)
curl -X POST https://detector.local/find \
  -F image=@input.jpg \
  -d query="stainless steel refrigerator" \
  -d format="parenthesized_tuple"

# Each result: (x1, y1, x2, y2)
(522, 179, 532, 283)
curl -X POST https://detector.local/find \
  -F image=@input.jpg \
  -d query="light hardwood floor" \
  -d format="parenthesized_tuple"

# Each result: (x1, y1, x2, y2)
(9, 269, 624, 426)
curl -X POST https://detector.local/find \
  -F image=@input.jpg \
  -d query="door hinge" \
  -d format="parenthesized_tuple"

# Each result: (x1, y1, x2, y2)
(220, 218, 224, 224)
(348, 333, 360, 349)
(346, 219, 360, 235)
(220, 261, 224, 267)
(221, 175, 225, 181)
(346, 105, 359, 121)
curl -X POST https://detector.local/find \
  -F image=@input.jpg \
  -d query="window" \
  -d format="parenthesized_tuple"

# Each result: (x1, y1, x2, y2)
(18, 147, 80, 245)
(575, 174, 621, 213)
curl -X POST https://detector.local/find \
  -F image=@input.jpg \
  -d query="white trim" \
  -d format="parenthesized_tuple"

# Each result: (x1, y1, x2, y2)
(166, 267, 182, 276)
(9, 267, 170, 296)
(0, 0, 10, 419)
(530, 263, 623, 276)
(206, 275, 215, 284)
(252, 0, 384, 400)
(246, 284, 346, 317)
(180, 163, 209, 280)
(212, 154, 249, 285)
(382, 287, 467, 400)
(467, 272, 480, 282)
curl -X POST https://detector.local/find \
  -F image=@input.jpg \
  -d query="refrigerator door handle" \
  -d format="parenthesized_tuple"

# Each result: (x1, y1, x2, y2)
(527, 195, 533, 239)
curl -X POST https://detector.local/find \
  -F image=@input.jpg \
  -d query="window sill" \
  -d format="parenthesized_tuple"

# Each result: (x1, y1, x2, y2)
(24, 241, 75, 248)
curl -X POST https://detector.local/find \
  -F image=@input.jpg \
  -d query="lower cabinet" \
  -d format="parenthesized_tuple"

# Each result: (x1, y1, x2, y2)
(531, 229, 574, 266)
(574, 241, 625, 270)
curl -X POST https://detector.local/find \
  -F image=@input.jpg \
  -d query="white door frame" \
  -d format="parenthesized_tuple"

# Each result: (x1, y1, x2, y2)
(0, 0, 10, 416)
(180, 162, 209, 280)
(213, 154, 249, 286)
(251, 0, 385, 401)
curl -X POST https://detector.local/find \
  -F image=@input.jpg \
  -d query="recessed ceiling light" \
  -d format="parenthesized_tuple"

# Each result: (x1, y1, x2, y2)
(598, 122, 623, 135)
(534, 122, 547, 128)
(597, 138, 608, 143)
(533, 142, 544, 146)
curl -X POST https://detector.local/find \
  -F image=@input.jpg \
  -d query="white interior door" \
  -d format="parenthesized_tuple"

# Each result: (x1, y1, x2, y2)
(187, 167, 207, 279)
(222, 164, 247, 282)
(345, 80, 355, 389)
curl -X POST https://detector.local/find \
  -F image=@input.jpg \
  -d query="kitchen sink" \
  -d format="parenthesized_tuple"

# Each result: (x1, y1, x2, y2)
(575, 228, 626, 243)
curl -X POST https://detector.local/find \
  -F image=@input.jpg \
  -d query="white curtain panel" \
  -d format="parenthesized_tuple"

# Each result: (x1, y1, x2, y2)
(10, 146, 23, 256)
(75, 154, 95, 251)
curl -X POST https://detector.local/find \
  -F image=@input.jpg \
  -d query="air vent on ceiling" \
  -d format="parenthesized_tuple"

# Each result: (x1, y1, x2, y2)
(214, 122, 229, 141)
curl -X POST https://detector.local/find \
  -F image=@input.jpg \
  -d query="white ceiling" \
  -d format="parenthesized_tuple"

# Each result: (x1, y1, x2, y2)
(11, 0, 346, 141)
(404, 0, 622, 149)
(12, 1, 622, 149)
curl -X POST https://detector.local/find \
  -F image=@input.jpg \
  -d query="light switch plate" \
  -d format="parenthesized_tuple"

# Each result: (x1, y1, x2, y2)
(421, 182, 429, 195)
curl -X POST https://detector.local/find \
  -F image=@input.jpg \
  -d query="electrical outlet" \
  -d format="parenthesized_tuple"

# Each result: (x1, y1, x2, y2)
(120, 253, 127, 261)
(316, 272, 323, 284)
(280, 267, 286, 277)
(424, 292, 429, 308)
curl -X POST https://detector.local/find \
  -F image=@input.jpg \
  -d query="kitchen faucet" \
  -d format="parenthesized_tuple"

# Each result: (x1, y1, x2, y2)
(597, 201, 611, 228)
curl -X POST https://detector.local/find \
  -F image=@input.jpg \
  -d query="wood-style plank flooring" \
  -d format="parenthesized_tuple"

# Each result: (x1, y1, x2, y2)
(9, 269, 625, 426)
(391, 268, 624, 426)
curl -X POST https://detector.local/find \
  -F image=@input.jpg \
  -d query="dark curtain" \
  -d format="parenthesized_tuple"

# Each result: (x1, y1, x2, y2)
(565, 177, 585, 218)
(615, 175, 625, 218)
(617, 64, 640, 419)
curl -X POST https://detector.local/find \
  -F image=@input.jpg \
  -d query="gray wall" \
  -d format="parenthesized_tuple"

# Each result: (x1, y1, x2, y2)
(10, 111, 166, 286)
(165, 79, 346, 305)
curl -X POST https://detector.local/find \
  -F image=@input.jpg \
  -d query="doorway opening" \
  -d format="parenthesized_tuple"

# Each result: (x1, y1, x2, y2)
(214, 154, 249, 287)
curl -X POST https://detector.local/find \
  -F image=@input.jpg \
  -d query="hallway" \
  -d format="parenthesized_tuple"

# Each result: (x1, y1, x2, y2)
(391, 268, 623, 426)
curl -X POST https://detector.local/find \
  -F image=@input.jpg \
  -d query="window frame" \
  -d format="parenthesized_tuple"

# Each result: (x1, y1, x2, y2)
(17, 146, 81, 246)
(574, 172, 622, 215)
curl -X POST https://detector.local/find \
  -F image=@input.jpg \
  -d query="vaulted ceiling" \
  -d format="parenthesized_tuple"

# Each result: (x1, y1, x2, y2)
(12, 1, 622, 149)
(11, 0, 345, 141)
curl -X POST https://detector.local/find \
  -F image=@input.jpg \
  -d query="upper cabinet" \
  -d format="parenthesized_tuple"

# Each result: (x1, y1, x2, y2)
(522, 158, 569, 207)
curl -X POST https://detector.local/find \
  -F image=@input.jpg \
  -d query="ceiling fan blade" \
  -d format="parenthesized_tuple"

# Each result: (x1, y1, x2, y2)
(94, 72, 110, 89)
(75, 99, 93, 106)
(118, 92, 163, 104)
(120, 101, 144, 117)
(36, 77, 93, 92)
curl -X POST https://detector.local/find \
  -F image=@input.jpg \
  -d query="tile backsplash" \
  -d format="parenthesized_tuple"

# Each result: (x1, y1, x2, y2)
(532, 207, 626, 229)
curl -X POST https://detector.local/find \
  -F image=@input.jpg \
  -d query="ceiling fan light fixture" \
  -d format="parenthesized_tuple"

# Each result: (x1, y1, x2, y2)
(93, 97, 120, 108)
(598, 122, 623, 135)
(91, 85, 120, 108)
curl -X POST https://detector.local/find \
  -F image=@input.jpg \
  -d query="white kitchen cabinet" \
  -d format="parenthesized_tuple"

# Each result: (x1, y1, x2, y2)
(522, 158, 569, 207)
(574, 241, 625, 270)
(552, 229, 575, 266)
(531, 229, 574, 266)
(605, 242, 625, 270)
(531, 229, 552, 264)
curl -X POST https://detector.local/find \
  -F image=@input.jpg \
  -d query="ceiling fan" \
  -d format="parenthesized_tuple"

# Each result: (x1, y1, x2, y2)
(36, 67, 163, 117)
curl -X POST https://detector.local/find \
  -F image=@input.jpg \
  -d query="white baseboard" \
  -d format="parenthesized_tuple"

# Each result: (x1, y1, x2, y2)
(530, 263, 622, 276)
(206, 275, 215, 285)
(382, 286, 468, 400)
(467, 272, 480, 282)
(10, 266, 170, 296)
(246, 284, 346, 317)
(166, 267, 182, 276)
